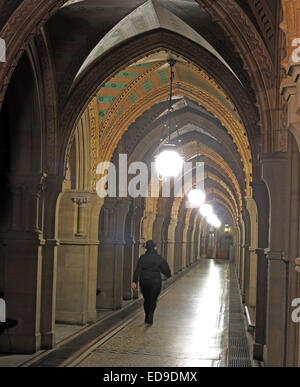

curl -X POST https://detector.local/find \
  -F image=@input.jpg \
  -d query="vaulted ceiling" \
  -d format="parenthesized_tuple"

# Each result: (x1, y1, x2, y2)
(59, 0, 277, 227)
(0, 0, 281, 228)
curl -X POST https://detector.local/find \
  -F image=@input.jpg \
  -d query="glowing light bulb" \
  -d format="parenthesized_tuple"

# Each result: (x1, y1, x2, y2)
(188, 189, 206, 207)
(155, 150, 183, 178)
(200, 204, 213, 217)
(207, 213, 221, 228)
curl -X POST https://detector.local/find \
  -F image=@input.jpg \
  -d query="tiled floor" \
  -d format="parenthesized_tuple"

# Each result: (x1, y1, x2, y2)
(0, 259, 244, 368)
(76, 259, 230, 367)
(0, 305, 130, 367)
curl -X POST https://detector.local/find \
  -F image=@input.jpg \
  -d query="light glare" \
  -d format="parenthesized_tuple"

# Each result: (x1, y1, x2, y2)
(207, 213, 221, 228)
(188, 189, 206, 207)
(155, 150, 183, 178)
(200, 204, 213, 217)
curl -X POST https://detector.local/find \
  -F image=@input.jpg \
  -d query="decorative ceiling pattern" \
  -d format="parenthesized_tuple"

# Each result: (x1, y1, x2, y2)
(88, 55, 252, 198)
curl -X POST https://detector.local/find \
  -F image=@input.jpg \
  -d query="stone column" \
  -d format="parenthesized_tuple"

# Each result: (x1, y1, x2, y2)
(97, 198, 130, 310)
(253, 248, 268, 361)
(181, 224, 189, 268)
(190, 226, 197, 263)
(72, 197, 88, 237)
(243, 244, 250, 304)
(194, 222, 201, 260)
(166, 218, 177, 274)
(0, 174, 47, 353)
(131, 201, 144, 299)
(40, 175, 63, 349)
(201, 221, 209, 258)
(245, 197, 258, 321)
(261, 154, 289, 367)
(248, 247, 258, 321)
(282, 63, 300, 366)
(56, 192, 100, 325)
(174, 222, 184, 274)
(232, 222, 240, 272)
(123, 236, 133, 301)
(239, 219, 246, 293)
(152, 214, 164, 255)
(186, 226, 193, 265)
(212, 231, 218, 259)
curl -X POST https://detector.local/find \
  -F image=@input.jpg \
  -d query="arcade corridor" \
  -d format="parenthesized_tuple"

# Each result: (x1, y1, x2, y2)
(0, 259, 253, 367)
(1, 0, 300, 368)
(76, 260, 232, 368)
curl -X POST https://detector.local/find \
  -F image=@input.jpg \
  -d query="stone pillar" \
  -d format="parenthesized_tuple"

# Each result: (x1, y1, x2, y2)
(212, 231, 218, 259)
(0, 174, 47, 353)
(152, 214, 164, 255)
(261, 154, 289, 367)
(239, 219, 246, 293)
(282, 63, 300, 367)
(72, 197, 88, 237)
(248, 247, 258, 322)
(194, 222, 201, 260)
(202, 221, 209, 258)
(245, 197, 259, 321)
(181, 224, 189, 268)
(243, 244, 250, 304)
(123, 236, 133, 301)
(131, 202, 144, 299)
(40, 175, 63, 349)
(56, 192, 100, 325)
(166, 218, 177, 274)
(97, 198, 130, 310)
(174, 222, 184, 274)
(40, 238, 59, 348)
(233, 222, 240, 272)
(253, 248, 268, 361)
(186, 226, 193, 265)
(190, 226, 197, 263)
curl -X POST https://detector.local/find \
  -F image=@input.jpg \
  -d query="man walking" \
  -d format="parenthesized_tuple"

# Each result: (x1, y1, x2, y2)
(132, 240, 171, 325)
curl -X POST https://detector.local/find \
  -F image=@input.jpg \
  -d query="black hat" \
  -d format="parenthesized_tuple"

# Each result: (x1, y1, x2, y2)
(144, 240, 156, 250)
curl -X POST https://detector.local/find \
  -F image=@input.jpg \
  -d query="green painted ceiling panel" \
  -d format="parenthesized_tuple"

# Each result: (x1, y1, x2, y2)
(117, 107, 125, 117)
(97, 95, 117, 103)
(128, 93, 138, 104)
(157, 69, 169, 85)
(104, 82, 128, 90)
(131, 63, 153, 68)
(142, 80, 153, 93)
(116, 71, 141, 78)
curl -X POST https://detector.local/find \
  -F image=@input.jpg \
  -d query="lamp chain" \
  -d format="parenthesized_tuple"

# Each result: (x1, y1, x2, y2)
(167, 59, 176, 144)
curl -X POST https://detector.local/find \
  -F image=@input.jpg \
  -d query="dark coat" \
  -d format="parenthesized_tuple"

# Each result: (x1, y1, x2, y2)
(133, 250, 171, 284)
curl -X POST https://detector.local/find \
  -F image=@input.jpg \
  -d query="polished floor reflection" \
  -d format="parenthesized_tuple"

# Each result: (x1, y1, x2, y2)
(77, 259, 230, 367)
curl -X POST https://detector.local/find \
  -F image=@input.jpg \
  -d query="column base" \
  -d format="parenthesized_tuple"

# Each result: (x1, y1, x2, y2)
(0, 332, 41, 354)
(253, 342, 264, 361)
(41, 330, 56, 349)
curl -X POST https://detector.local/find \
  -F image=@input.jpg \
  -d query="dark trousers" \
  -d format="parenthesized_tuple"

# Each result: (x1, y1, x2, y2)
(140, 281, 161, 320)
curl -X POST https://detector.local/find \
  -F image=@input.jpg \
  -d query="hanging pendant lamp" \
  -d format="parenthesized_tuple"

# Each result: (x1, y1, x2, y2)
(155, 59, 183, 178)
